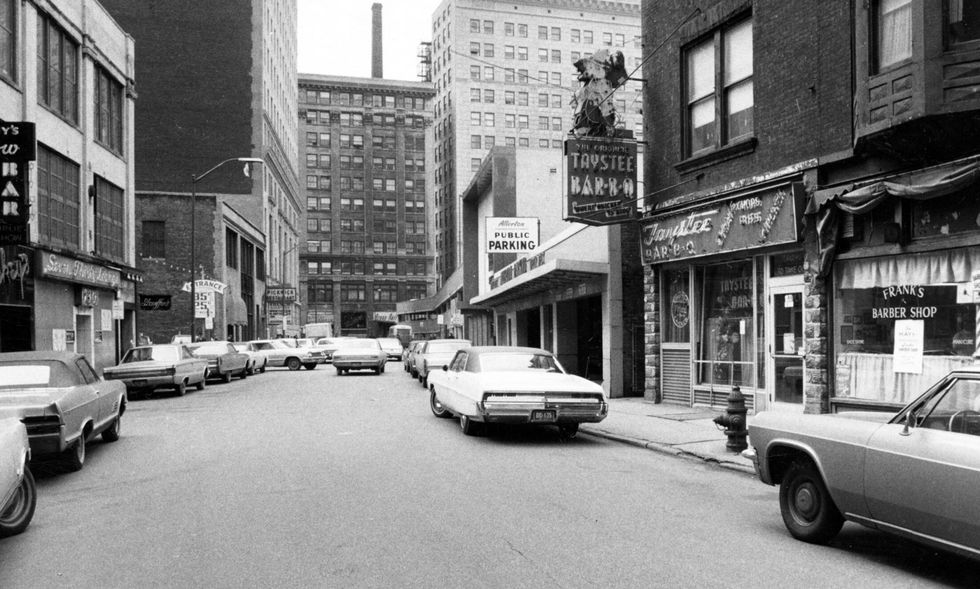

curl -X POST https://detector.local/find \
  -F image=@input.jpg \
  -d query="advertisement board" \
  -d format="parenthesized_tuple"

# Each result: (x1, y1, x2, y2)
(485, 217, 539, 254)
(565, 137, 638, 226)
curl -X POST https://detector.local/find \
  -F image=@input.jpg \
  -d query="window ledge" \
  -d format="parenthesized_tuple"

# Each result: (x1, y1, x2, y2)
(674, 137, 758, 175)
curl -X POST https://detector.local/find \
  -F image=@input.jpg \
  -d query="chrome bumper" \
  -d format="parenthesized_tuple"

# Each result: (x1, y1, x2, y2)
(480, 395, 608, 424)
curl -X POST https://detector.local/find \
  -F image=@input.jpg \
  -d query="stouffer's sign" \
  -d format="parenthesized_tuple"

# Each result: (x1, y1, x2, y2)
(139, 294, 172, 311)
(565, 137, 637, 226)
(640, 183, 804, 264)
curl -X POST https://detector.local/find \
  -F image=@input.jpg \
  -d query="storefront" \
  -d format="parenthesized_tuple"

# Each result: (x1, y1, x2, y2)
(643, 180, 807, 412)
(812, 156, 980, 411)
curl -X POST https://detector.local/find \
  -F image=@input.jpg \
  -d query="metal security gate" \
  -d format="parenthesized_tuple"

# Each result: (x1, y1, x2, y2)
(661, 347, 692, 404)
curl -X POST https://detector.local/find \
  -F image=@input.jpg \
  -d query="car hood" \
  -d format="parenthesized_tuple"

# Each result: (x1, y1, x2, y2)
(471, 371, 605, 395)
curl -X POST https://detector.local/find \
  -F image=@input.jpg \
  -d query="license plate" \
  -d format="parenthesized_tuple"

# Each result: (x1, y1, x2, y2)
(531, 410, 556, 422)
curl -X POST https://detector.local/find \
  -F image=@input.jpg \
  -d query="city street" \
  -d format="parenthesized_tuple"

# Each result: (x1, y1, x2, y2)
(0, 363, 974, 588)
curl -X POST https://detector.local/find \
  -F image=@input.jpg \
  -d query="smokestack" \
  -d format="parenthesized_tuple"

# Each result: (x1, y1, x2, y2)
(372, 3, 383, 78)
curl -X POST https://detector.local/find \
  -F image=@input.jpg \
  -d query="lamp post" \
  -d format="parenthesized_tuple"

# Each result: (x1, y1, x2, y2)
(190, 157, 263, 343)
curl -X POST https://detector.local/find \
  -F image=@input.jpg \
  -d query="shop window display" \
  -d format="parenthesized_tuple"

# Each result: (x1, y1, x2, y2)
(698, 262, 757, 388)
(834, 250, 979, 405)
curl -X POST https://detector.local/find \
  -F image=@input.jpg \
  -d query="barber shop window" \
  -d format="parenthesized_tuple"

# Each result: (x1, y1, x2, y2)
(947, 0, 980, 46)
(873, 0, 912, 72)
(684, 17, 753, 157)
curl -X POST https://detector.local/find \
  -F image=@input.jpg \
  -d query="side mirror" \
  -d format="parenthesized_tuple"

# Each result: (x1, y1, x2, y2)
(900, 409, 915, 436)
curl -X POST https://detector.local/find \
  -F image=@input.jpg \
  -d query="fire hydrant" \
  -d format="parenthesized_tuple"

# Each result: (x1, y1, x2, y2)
(713, 386, 748, 452)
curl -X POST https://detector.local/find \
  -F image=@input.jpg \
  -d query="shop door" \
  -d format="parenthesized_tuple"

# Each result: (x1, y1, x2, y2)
(769, 285, 804, 411)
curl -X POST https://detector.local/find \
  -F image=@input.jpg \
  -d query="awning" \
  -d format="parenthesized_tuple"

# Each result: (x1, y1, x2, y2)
(809, 157, 980, 277)
(470, 258, 607, 307)
(226, 295, 249, 325)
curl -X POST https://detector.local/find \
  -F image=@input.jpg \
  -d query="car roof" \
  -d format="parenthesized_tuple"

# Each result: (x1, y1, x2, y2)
(0, 351, 87, 364)
(460, 346, 553, 358)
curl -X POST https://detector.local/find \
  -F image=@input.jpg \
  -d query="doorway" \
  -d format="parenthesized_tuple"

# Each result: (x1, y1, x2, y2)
(769, 284, 804, 411)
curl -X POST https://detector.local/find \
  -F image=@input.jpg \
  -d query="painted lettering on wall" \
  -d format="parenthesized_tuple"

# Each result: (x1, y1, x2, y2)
(0, 248, 29, 298)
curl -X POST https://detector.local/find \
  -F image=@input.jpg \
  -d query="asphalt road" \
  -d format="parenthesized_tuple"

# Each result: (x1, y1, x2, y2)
(0, 363, 976, 588)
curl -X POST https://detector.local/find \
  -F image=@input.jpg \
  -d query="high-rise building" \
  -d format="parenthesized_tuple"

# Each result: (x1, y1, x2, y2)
(99, 0, 300, 339)
(428, 0, 642, 282)
(298, 75, 435, 337)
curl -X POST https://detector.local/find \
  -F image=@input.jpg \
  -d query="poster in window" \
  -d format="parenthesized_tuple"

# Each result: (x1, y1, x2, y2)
(893, 319, 924, 374)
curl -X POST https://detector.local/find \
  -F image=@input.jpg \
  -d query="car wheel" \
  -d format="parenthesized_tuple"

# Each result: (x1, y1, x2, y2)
(430, 388, 452, 418)
(287, 358, 301, 371)
(459, 414, 482, 436)
(304, 363, 317, 370)
(0, 467, 36, 538)
(196, 374, 207, 391)
(102, 415, 121, 442)
(259, 364, 266, 374)
(379, 363, 385, 374)
(63, 434, 86, 472)
(222, 370, 233, 383)
(240, 368, 248, 380)
(246, 363, 255, 376)
(779, 460, 844, 544)
(175, 379, 187, 396)
(558, 423, 579, 440)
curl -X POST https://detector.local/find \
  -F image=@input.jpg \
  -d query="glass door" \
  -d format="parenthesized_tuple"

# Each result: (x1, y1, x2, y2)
(770, 285, 804, 411)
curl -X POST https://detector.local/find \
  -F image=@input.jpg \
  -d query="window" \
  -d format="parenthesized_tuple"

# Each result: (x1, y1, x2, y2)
(505, 22, 515, 36)
(518, 92, 528, 106)
(484, 66, 494, 81)
(571, 29, 581, 43)
(225, 228, 238, 269)
(518, 70, 529, 85)
(538, 48, 549, 62)
(538, 25, 548, 40)
(94, 66, 123, 153)
(551, 27, 561, 41)
(37, 12, 79, 123)
(505, 114, 515, 128)
(538, 116, 550, 130)
(685, 18, 753, 156)
(319, 133, 330, 146)
(470, 88, 481, 102)
(483, 20, 494, 34)
(374, 284, 398, 302)
(697, 262, 758, 388)
(504, 68, 515, 83)
(484, 43, 494, 58)
(615, 33, 625, 47)
(538, 93, 549, 107)
(947, 0, 980, 45)
(518, 46, 528, 61)
(471, 112, 481, 126)
(306, 175, 318, 189)
(484, 113, 494, 127)
(484, 89, 494, 103)
(552, 117, 562, 131)
(341, 284, 366, 302)
(505, 45, 515, 59)
(504, 91, 515, 105)
(550, 72, 561, 86)
(551, 94, 562, 108)
(602, 32, 613, 46)
(37, 145, 80, 248)
(471, 158, 482, 171)
(875, 0, 912, 71)
(583, 30, 593, 44)
(0, 0, 15, 82)
(141, 220, 165, 258)
(470, 41, 480, 56)
(518, 23, 528, 37)
(519, 137, 529, 147)
(470, 65, 481, 80)
(485, 136, 495, 148)
(518, 115, 528, 129)
(539, 138, 550, 147)
(319, 176, 332, 190)
(94, 176, 124, 261)
(471, 135, 482, 149)
(551, 50, 561, 63)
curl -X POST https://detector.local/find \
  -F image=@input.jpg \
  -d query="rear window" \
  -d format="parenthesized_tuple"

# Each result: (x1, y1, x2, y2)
(122, 346, 180, 363)
(0, 361, 76, 388)
(478, 353, 562, 373)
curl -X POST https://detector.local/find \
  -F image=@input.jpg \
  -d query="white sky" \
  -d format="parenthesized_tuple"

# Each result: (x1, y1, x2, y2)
(297, 0, 437, 81)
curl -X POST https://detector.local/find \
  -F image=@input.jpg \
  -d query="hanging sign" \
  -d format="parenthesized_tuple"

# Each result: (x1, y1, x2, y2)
(181, 279, 227, 294)
(139, 294, 172, 310)
(0, 121, 36, 246)
(486, 217, 539, 253)
(565, 137, 638, 225)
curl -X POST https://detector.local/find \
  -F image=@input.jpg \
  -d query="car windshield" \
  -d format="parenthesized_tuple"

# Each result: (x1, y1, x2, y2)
(426, 341, 470, 354)
(190, 343, 230, 355)
(478, 352, 563, 373)
(295, 339, 314, 348)
(122, 346, 179, 363)
(378, 338, 401, 347)
(0, 361, 77, 388)
(341, 339, 381, 350)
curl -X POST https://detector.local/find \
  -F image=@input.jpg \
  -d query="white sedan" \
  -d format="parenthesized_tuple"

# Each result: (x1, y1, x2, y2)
(427, 346, 608, 438)
(0, 418, 35, 537)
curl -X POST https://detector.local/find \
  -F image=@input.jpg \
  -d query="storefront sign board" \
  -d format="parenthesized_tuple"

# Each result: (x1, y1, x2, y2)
(640, 183, 804, 264)
(565, 137, 638, 225)
(38, 251, 121, 289)
(266, 287, 297, 301)
(194, 291, 214, 319)
(0, 121, 36, 246)
(893, 319, 924, 374)
(485, 217, 538, 253)
(139, 294, 172, 310)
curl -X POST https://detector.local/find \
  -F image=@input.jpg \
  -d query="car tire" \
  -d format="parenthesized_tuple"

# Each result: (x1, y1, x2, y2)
(175, 379, 187, 396)
(430, 388, 452, 418)
(460, 414, 482, 436)
(102, 415, 121, 443)
(247, 363, 255, 376)
(287, 358, 301, 371)
(196, 375, 206, 391)
(259, 364, 266, 374)
(0, 467, 36, 538)
(558, 423, 579, 440)
(63, 434, 86, 472)
(779, 460, 844, 544)
(222, 370, 233, 383)
(303, 363, 317, 370)
(240, 368, 248, 379)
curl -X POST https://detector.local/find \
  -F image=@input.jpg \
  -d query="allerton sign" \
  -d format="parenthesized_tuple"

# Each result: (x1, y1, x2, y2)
(486, 217, 539, 253)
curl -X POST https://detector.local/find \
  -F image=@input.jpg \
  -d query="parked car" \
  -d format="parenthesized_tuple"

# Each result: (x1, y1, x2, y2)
(292, 338, 330, 364)
(413, 339, 472, 386)
(743, 366, 980, 561)
(230, 342, 268, 375)
(0, 352, 126, 471)
(404, 340, 424, 373)
(332, 338, 388, 375)
(377, 337, 404, 361)
(0, 418, 35, 537)
(427, 346, 608, 438)
(188, 341, 250, 382)
(105, 344, 208, 396)
(248, 339, 320, 371)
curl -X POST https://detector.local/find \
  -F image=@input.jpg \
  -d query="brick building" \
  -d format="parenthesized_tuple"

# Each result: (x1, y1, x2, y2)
(100, 0, 300, 341)
(641, 0, 980, 415)
(0, 0, 140, 372)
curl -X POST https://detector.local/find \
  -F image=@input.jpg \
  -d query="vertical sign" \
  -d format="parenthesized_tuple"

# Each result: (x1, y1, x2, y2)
(565, 137, 637, 225)
(0, 122, 36, 246)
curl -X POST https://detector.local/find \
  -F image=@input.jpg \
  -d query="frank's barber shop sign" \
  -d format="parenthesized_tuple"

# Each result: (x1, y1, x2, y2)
(640, 183, 804, 264)
(565, 137, 637, 226)
(0, 121, 36, 246)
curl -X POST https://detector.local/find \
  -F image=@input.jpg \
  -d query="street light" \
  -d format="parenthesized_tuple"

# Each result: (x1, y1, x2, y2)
(190, 157, 263, 343)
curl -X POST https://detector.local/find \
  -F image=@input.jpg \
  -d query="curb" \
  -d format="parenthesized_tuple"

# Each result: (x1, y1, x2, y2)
(579, 427, 756, 476)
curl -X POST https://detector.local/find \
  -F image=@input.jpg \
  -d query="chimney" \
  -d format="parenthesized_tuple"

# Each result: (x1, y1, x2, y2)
(372, 3, 383, 78)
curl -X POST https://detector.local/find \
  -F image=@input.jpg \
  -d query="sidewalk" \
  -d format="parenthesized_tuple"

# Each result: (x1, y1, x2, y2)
(578, 397, 756, 475)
